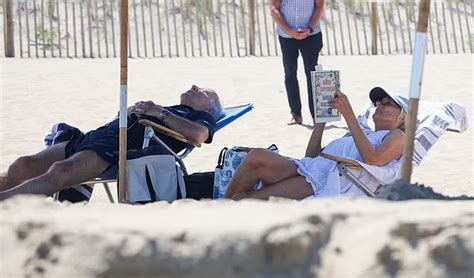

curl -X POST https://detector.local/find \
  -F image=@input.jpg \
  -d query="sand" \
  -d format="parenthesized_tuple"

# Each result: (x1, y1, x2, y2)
(0, 54, 473, 277)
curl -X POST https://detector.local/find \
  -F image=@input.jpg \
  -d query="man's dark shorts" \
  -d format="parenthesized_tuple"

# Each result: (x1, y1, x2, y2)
(64, 125, 121, 165)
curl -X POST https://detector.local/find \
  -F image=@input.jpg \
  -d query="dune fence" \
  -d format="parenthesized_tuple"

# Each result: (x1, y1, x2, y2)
(2, 0, 473, 58)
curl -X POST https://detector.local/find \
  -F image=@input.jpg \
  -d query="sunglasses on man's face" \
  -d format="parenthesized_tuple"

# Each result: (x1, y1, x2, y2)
(373, 97, 399, 108)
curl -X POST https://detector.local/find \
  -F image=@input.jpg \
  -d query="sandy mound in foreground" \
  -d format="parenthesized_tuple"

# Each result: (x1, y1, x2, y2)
(1, 196, 472, 277)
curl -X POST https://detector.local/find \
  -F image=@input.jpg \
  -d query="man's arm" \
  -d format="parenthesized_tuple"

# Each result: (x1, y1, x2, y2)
(131, 101, 210, 145)
(309, 0, 325, 31)
(269, 0, 306, 40)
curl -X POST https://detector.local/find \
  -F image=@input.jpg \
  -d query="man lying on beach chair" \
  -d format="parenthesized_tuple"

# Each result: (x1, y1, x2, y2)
(223, 87, 407, 200)
(0, 85, 223, 201)
(51, 102, 253, 203)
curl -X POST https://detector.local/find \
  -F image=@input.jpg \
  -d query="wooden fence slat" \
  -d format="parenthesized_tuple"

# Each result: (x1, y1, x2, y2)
(434, 1, 443, 53)
(448, 0, 458, 54)
(110, 0, 116, 57)
(179, 0, 186, 57)
(18, 2, 23, 57)
(149, 0, 156, 56)
(261, 0, 269, 56)
(72, 1, 78, 57)
(463, 1, 472, 53)
(202, 0, 209, 56)
(132, 0, 140, 57)
(322, 14, 329, 55)
(232, 0, 240, 56)
(50, 0, 56, 57)
(79, 0, 85, 57)
(254, 0, 262, 56)
(441, 2, 450, 53)
(352, 5, 361, 55)
(395, 2, 406, 54)
(57, 0, 62, 57)
(344, 0, 353, 55)
(187, 0, 194, 56)
(240, 0, 247, 56)
(141, 0, 148, 57)
(25, 0, 31, 57)
(331, 3, 338, 55)
(388, 3, 399, 53)
(34, 0, 39, 57)
(360, 2, 368, 55)
(94, 0, 100, 57)
(171, 0, 179, 56)
(428, 9, 436, 54)
(195, 0, 202, 56)
(210, 0, 217, 56)
(376, 4, 383, 55)
(87, 0, 93, 57)
(217, 0, 225, 56)
(65, 0, 70, 57)
(336, 1, 345, 55)
(404, 0, 412, 53)
(455, 1, 465, 53)
(225, 0, 232, 56)
(164, 0, 172, 57)
(381, 3, 391, 54)
(102, 0, 109, 57)
(157, 0, 163, 56)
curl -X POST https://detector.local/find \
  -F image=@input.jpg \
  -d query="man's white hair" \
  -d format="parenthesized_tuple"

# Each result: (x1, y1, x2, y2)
(210, 97, 224, 120)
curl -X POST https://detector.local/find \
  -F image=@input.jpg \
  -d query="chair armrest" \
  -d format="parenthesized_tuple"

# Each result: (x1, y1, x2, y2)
(138, 119, 201, 147)
(319, 153, 361, 169)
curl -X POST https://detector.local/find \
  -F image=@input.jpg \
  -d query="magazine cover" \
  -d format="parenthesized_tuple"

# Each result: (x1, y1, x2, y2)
(311, 69, 341, 123)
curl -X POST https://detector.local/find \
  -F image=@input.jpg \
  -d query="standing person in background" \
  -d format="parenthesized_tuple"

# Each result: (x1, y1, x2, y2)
(270, 0, 325, 125)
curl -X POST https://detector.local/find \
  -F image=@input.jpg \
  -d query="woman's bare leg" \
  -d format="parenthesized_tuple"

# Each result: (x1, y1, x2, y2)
(224, 148, 299, 198)
(0, 142, 68, 191)
(235, 176, 313, 200)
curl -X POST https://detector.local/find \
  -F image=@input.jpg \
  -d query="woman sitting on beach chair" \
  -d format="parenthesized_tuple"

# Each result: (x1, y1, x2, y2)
(0, 85, 223, 201)
(224, 87, 408, 200)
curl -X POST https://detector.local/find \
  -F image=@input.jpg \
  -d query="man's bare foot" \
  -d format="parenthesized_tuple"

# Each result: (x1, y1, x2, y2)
(288, 113, 303, 125)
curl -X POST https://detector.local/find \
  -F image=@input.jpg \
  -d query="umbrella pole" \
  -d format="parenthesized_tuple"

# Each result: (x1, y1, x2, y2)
(400, 0, 431, 182)
(118, 0, 129, 202)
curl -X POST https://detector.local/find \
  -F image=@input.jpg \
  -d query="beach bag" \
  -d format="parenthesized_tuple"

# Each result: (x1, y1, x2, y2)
(184, 171, 215, 200)
(213, 144, 278, 199)
(125, 154, 186, 203)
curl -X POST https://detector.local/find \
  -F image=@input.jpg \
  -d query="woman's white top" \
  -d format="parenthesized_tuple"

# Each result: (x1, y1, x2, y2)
(292, 130, 402, 198)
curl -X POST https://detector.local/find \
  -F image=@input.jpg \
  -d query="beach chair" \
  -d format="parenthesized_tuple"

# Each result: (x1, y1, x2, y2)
(51, 103, 254, 203)
(318, 101, 469, 197)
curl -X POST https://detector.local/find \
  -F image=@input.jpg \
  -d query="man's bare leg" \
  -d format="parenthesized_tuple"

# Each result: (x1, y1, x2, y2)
(0, 150, 110, 200)
(0, 142, 68, 191)
(224, 148, 299, 198)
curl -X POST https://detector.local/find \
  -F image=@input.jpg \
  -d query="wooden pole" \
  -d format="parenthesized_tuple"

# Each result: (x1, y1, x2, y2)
(4, 0, 14, 57)
(370, 2, 377, 55)
(400, 0, 431, 183)
(118, 0, 129, 203)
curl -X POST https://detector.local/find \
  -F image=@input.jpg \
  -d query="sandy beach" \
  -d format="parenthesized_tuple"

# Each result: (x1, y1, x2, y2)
(0, 54, 473, 277)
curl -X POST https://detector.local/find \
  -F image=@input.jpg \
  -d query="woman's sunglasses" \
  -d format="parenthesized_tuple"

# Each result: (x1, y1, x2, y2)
(372, 97, 400, 108)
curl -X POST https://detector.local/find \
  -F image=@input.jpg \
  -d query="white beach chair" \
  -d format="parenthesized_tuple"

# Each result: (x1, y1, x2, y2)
(321, 101, 469, 197)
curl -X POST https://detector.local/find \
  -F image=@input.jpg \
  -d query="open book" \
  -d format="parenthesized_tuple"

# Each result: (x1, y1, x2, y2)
(311, 67, 341, 123)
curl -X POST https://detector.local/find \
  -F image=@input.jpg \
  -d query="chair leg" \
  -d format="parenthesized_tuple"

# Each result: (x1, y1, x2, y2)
(103, 182, 115, 203)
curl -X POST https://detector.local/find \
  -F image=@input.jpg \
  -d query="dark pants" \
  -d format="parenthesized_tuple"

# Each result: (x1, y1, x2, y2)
(279, 32, 323, 119)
